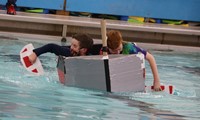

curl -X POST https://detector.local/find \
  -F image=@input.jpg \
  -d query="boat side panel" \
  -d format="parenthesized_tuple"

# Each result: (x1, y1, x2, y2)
(64, 57, 107, 91)
(109, 55, 145, 92)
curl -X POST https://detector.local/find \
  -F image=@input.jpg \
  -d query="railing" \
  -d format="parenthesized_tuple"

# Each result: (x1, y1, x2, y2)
(0, 10, 200, 36)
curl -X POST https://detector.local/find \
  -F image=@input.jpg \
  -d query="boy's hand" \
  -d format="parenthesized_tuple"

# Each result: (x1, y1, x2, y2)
(153, 82, 162, 91)
(28, 52, 37, 64)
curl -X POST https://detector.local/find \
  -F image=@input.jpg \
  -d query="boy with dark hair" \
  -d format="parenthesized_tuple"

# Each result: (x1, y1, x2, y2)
(29, 33, 94, 63)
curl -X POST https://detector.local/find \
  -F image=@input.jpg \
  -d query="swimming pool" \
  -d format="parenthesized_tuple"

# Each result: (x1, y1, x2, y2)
(0, 35, 200, 120)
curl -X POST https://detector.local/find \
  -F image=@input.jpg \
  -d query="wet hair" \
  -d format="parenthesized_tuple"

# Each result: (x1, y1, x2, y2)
(72, 33, 94, 50)
(107, 30, 123, 49)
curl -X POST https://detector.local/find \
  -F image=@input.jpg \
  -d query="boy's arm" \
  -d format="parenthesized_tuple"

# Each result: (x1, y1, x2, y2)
(145, 52, 162, 91)
(29, 43, 70, 63)
(133, 44, 161, 91)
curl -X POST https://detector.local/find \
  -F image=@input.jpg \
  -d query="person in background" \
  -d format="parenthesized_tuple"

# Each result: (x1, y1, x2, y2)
(6, 0, 17, 15)
(100, 30, 162, 91)
(29, 33, 94, 63)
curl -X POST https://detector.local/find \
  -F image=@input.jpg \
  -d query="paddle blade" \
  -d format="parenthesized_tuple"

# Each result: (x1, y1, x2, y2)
(20, 43, 44, 75)
(145, 85, 175, 94)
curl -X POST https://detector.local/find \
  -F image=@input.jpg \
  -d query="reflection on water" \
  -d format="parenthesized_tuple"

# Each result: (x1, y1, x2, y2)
(96, 93, 186, 120)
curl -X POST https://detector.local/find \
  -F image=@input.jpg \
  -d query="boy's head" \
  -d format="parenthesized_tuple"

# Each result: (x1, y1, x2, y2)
(70, 33, 93, 56)
(107, 30, 123, 54)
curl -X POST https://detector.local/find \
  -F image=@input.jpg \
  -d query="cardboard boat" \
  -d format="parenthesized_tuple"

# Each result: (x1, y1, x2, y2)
(20, 44, 174, 94)
(57, 53, 145, 93)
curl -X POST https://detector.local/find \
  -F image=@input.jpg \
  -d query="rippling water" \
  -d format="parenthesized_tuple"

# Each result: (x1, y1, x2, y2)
(0, 37, 200, 120)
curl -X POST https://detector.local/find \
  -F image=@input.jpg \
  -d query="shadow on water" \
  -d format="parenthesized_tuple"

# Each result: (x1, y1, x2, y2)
(158, 64, 200, 77)
(95, 93, 186, 120)
(0, 55, 20, 63)
(182, 66, 200, 76)
(0, 36, 18, 41)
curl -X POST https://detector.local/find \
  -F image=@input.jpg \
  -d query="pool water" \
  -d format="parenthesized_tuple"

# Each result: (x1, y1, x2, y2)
(0, 37, 200, 120)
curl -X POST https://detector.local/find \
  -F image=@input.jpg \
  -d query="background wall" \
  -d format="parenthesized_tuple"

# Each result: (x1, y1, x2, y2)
(1, 0, 200, 22)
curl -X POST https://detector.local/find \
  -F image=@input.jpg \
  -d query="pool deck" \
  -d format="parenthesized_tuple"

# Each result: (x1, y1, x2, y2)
(0, 10, 200, 47)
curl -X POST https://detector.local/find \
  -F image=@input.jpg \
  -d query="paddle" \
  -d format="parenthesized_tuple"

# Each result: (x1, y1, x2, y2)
(101, 19, 108, 59)
(145, 85, 175, 94)
(100, 19, 112, 92)
(20, 43, 44, 75)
